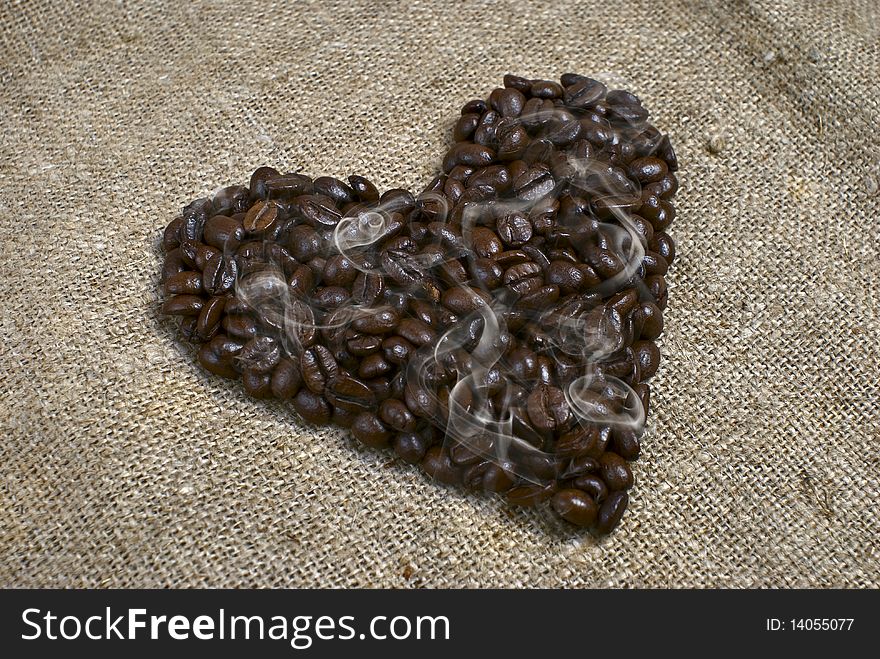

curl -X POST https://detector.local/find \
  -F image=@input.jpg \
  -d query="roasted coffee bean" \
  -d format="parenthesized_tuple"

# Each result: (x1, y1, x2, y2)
(326, 374, 375, 412)
(293, 388, 332, 425)
(313, 176, 355, 205)
(599, 452, 634, 491)
(563, 77, 606, 108)
(503, 262, 543, 296)
(382, 335, 414, 364)
(238, 336, 281, 374)
(164, 270, 203, 296)
(650, 231, 676, 264)
(502, 74, 532, 93)
(381, 249, 423, 285)
(351, 272, 385, 305)
(469, 257, 503, 289)
(202, 255, 237, 295)
(203, 215, 244, 252)
(264, 173, 313, 199)
(396, 318, 437, 346)
(441, 287, 490, 314)
(454, 113, 480, 142)
(514, 167, 556, 201)
(195, 296, 226, 341)
(242, 369, 272, 398)
(596, 491, 629, 534)
(223, 314, 257, 340)
(497, 211, 533, 247)
(443, 143, 496, 172)
(506, 483, 556, 507)
(490, 87, 526, 117)
(352, 308, 399, 335)
(358, 353, 393, 379)
(270, 357, 302, 399)
(635, 301, 663, 340)
(531, 79, 563, 99)
(321, 254, 357, 288)
(197, 343, 237, 378)
(572, 474, 608, 502)
(243, 200, 281, 233)
(463, 460, 515, 492)
(633, 340, 661, 379)
(471, 227, 503, 257)
(249, 166, 280, 200)
(301, 344, 339, 392)
(611, 428, 641, 460)
(347, 175, 379, 202)
(527, 384, 572, 432)
(421, 446, 462, 484)
(552, 489, 598, 527)
(312, 286, 350, 309)
(379, 398, 417, 433)
(161, 294, 204, 316)
(393, 432, 430, 464)
(294, 194, 342, 228)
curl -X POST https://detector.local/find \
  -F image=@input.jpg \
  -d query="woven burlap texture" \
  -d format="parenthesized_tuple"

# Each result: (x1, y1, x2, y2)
(1, 0, 878, 588)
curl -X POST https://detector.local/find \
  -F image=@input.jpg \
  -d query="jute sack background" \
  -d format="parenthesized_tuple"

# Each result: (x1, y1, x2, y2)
(1, 0, 878, 588)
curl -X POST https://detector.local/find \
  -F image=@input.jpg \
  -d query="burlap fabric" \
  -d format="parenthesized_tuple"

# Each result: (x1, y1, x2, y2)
(1, 0, 878, 588)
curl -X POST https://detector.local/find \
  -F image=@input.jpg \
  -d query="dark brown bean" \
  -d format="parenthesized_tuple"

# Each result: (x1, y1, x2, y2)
(552, 489, 598, 527)
(596, 491, 628, 534)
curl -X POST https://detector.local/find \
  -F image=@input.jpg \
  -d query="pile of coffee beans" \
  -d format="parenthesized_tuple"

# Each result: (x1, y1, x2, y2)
(159, 73, 677, 534)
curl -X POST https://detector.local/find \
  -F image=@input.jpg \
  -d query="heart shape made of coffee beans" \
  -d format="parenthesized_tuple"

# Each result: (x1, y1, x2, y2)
(159, 73, 677, 535)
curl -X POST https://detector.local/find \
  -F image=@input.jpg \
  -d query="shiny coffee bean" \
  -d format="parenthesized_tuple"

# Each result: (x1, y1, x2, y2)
(599, 452, 634, 491)
(552, 489, 598, 527)
(596, 491, 629, 534)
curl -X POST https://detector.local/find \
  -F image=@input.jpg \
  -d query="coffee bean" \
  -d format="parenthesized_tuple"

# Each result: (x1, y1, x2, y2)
(572, 474, 608, 502)
(313, 176, 355, 205)
(530, 79, 563, 99)
(270, 357, 302, 399)
(379, 398, 417, 433)
(396, 318, 437, 346)
(161, 294, 204, 316)
(197, 343, 237, 378)
(599, 452, 634, 491)
(633, 340, 661, 379)
(358, 353, 393, 379)
(502, 74, 532, 93)
(514, 167, 556, 201)
(326, 374, 375, 412)
(527, 384, 572, 433)
(506, 483, 556, 506)
(611, 428, 641, 460)
(393, 432, 430, 464)
(352, 308, 399, 335)
(293, 388, 332, 425)
(563, 77, 606, 108)
(301, 344, 339, 393)
(443, 143, 496, 172)
(202, 255, 237, 296)
(596, 491, 629, 534)
(294, 194, 342, 229)
(552, 489, 598, 527)
(421, 446, 461, 484)
(203, 215, 244, 252)
(490, 87, 526, 117)
(243, 200, 281, 233)
(463, 460, 515, 492)
(195, 295, 225, 341)
(497, 211, 533, 247)
(222, 313, 257, 340)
